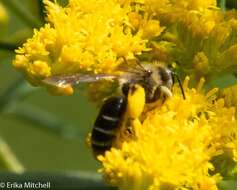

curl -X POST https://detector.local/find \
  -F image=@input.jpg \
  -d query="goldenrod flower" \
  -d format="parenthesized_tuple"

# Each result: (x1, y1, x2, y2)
(142, 0, 218, 29)
(192, 52, 209, 75)
(13, 0, 165, 95)
(98, 77, 237, 190)
(129, 0, 237, 80)
(175, 0, 216, 11)
(218, 84, 237, 109)
(159, 9, 237, 81)
(13, 0, 237, 93)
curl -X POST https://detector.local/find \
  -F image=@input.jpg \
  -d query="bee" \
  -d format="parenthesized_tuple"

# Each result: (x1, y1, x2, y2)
(43, 60, 185, 156)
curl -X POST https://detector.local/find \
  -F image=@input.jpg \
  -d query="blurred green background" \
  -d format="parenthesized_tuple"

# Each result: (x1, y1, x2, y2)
(0, 0, 99, 172)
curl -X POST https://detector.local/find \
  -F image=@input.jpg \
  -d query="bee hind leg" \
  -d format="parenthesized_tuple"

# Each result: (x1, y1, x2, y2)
(127, 84, 146, 119)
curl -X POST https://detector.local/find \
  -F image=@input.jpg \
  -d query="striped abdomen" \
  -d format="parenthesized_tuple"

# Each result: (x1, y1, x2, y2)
(91, 96, 127, 156)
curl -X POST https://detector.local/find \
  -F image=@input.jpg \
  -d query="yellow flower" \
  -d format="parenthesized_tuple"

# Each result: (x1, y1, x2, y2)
(218, 84, 237, 109)
(159, 8, 237, 81)
(13, 0, 166, 95)
(126, 0, 237, 81)
(192, 52, 209, 75)
(13, 0, 236, 93)
(13, 25, 56, 85)
(98, 77, 237, 190)
(174, 0, 216, 11)
(179, 9, 219, 38)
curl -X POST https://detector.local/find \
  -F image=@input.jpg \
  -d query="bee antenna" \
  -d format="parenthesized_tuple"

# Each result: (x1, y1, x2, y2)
(172, 72, 186, 100)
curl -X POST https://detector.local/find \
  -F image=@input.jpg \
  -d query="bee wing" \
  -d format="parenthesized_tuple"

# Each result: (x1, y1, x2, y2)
(43, 73, 120, 87)
(116, 62, 148, 83)
(117, 60, 146, 75)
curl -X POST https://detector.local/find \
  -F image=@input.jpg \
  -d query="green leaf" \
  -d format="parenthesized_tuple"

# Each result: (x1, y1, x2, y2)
(211, 155, 237, 179)
(5, 103, 82, 139)
(0, 77, 27, 112)
(220, 0, 226, 11)
(1, 0, 42, 28)
(219, 180, 237, 190)
(0, 138, 24, 173)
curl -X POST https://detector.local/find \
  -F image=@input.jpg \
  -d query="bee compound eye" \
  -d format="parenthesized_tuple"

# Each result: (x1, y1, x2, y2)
(159, 69, 170, 82)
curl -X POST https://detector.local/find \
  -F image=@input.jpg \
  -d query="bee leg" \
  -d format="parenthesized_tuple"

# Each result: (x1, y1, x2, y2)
(127, 84, 145, 137)
(122, 82, 130, 96)
(143, 99, 163, 114)
(118, 111, 141, 143)
(118, 83, 145, 142)
(144, 86, 167, 112)
(127, 84, 146, 119)
(160, 85, 173, 98)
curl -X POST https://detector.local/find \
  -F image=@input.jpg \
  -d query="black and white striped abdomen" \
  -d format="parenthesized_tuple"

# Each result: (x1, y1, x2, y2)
(91, 96, 127, 156)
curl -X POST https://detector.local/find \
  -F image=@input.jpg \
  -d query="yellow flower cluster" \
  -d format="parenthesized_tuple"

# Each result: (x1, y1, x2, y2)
(13, 0, 164, 94)
(133, 0, 237, 81)
(218, 84, 237, 109)
(13, 0, 237, 91)
(117, 0, 217, 38)
(134, 0, 218, 37)
(98, 77, 237, 190)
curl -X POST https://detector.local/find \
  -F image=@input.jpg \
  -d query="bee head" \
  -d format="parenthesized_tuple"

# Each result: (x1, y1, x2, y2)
(143, 64, 185, 102)
(157, 66, 173, 89)
(155, 66, 186, 100)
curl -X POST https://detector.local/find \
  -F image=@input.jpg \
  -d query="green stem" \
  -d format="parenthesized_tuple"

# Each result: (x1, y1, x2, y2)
(0, 77, 26, 112)
(0, 138, 24, 173)
(220, 0, 226, 11)
(0, 42, 18, 51)
(5, 103, 82, 139)
(0, 78, 79, 138)
(1, 0, 42, 28)
(0, 79, 31, 173)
